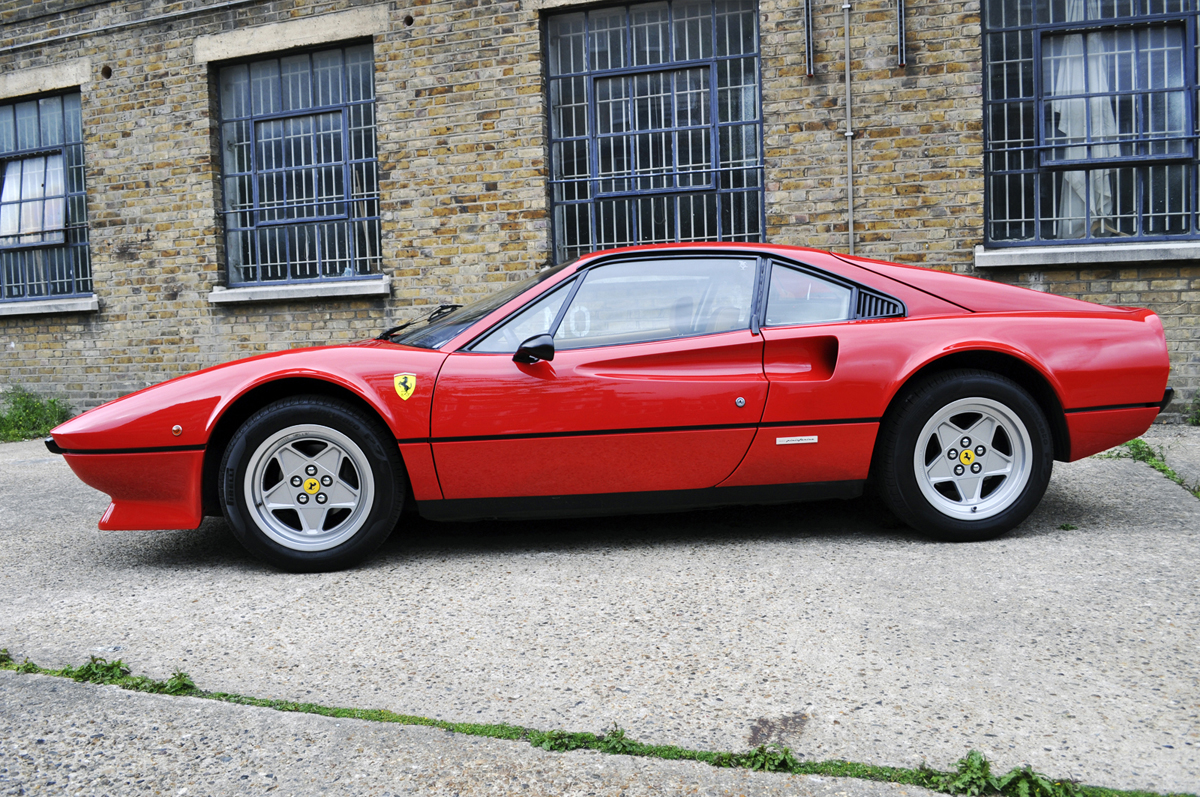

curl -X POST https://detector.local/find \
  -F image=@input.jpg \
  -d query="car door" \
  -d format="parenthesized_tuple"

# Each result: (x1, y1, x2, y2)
(430, 255, 768, 500)
(718, 260, 901, 488)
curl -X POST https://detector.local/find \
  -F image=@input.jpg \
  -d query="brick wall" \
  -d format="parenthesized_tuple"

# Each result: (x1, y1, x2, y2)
(0, 0, 1196, 419)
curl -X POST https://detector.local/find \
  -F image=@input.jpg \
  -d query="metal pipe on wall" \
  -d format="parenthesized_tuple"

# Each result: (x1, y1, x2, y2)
(843, 1, 854, 255)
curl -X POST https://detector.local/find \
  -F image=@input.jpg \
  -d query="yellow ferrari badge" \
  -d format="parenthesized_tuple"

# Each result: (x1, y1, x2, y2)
(394, 373, 417, 401)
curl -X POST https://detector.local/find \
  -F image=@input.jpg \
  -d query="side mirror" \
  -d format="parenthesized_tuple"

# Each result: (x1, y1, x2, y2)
(513, 334, 555, 364)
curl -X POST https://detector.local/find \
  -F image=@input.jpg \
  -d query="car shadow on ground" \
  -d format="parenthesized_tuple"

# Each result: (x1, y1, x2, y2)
(106, 487, 1093, 574)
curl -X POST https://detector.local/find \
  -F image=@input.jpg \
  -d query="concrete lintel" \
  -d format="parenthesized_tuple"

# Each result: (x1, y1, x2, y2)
(0, 58, 92, 101)
(207, 276, 391, 305)
(0, 295, 98, 317)
(975, 241, 1200, 269)
(193, 5, 391, 63)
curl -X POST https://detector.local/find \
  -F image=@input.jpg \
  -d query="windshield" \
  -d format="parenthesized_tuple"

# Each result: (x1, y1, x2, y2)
(390, 261, 576, 350)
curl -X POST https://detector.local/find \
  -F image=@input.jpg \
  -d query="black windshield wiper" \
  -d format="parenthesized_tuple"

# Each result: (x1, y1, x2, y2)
(377, 304, 464, 341)
(427, 303, 462, 321)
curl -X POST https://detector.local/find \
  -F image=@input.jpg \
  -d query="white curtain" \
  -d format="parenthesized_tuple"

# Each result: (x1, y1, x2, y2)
(1049, 0, 1120, 238)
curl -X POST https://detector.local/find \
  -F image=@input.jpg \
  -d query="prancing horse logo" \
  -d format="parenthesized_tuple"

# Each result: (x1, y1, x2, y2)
(394, 373, 416, 401)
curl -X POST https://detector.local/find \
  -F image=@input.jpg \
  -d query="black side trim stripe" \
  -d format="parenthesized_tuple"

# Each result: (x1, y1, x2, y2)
(396, 417, 881, 446)
(54, 444, 207, 456)
(1064, 402, 1161, 414)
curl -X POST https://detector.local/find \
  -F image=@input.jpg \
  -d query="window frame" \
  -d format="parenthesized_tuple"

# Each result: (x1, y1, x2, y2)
(983, 0, 1200, 246)
(458, 252, 905, 353)
(544, 0, 768, 264)
(216, 41, 382, 286)
(0, 90, 91, 304)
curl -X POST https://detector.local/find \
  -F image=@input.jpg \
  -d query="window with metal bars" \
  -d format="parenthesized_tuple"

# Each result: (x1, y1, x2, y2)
(985, 0, 1200, 244)
(0, 92, 91, 303)
(546, 0, 765, 264)
(218, 44, 381, 285)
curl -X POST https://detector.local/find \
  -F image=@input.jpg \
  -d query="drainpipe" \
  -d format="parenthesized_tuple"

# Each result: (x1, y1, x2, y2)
(843, 0, 855, 256)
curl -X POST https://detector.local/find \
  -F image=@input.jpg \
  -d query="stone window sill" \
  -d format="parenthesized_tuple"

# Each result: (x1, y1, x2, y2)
(0, 296, 98, 317)
(974, 241, 1200, 269)
(208, 277, 391, 305)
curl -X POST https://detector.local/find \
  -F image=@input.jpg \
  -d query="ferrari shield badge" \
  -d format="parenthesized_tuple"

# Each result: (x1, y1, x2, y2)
(393, 373, 417, 401)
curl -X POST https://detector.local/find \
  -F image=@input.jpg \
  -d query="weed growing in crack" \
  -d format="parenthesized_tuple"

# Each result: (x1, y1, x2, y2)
(2, 651, 1195, 797)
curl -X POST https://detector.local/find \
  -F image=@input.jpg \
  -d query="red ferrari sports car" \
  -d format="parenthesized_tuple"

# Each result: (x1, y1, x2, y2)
(48, 244, 1172, 571)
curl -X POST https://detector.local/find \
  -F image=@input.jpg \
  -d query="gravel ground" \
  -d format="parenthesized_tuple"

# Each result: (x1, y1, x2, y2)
(0, 670, 936, 797)
(1, 434, 1198, 794)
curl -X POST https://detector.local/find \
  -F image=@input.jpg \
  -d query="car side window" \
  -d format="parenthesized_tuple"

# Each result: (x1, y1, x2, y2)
(471, 280, 574, 353)
(764, 263, 853, 327)
(554, 258, 756, 350)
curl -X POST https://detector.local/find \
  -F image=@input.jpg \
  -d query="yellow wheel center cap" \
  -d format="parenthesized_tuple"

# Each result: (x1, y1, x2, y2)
(303, 478, 321, 495)
(959, 450, 975, 466)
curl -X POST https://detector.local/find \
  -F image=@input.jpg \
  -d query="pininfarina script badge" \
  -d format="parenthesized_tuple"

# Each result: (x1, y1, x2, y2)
(394, 373, 416, 401)
(776, 436, 818, 445)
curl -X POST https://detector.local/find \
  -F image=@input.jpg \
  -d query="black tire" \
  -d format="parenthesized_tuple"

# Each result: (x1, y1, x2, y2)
(876, 369, 1053, 542)
(218, 395, 406, 571)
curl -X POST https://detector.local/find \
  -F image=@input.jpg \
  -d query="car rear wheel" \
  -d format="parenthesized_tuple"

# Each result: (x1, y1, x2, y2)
(219, 396, 405, 571)
(877, 370, 1053, 542)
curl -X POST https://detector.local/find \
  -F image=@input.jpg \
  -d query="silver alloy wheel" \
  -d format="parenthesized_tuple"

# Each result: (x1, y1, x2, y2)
(912, 397, 1033, 521)
(243, 424, 376, 552)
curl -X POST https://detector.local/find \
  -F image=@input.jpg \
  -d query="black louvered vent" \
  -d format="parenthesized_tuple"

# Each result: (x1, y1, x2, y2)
(856, 290, 904, 319)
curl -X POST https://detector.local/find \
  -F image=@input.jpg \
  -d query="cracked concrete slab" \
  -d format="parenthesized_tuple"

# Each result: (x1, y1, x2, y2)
(1141, 424, 1200, 493)
(1, 438, 1198, 794)
(0, 671, 934, 797)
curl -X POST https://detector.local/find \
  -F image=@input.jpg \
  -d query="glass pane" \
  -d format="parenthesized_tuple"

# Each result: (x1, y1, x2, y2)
(637, 194, 674, 241)
(715, 0, 756, 57)
(721, 190, 760, 240)
(221, 64, 251, 118)
(473, 281, 574, 353)
(1090, 166, 1136, 236)
(1144, 164, 1190, 235)
(313, 50, 345, 106)
(719, 124, 760, 189)
(765, 265, 853, 326)
(0, 160, 20, 204)
(555, 203, 592, 262)
(39, 96, 63, 147)
(675, 68, 709, 127)
(349, 103, 373, 161)
(596, 198, 634, 248)
(250, 60, 281, 116)
(549, 13, 587, 76)
(590, 8, 627, 71)
(674, 0, 712, 61)
(551, 78, 589, 138)
(552, 139, 591, 199)
(988, 173, 1037, 240)
(597, 135, 631, 193)
(20, 157, 45, 200)
(280, 54, 313, 112)
(556, 258, 755, 349)
(15, 102, 38, 150)
(631, 2, 670, 66)
(346, 45, 374, 102)
(63, 93, 82, 144)
(0, 106, 13, 153)
(596, 77, 629, 135)
(633, 72, 671, 130)
(678, 193, 719, 240)
(222, 121, 252, 174)
(718, 57, 758, 122)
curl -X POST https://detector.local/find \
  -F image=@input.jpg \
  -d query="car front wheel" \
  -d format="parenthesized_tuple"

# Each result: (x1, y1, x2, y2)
(877, 370, 1054, 542)
(219, 396, 406, 571)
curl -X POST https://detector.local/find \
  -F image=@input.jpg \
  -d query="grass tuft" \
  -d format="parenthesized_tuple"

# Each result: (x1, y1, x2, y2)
(1121, 439, 1199, 498)
(1, 652, 1195, 797)
(0, 385, 73, 442)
